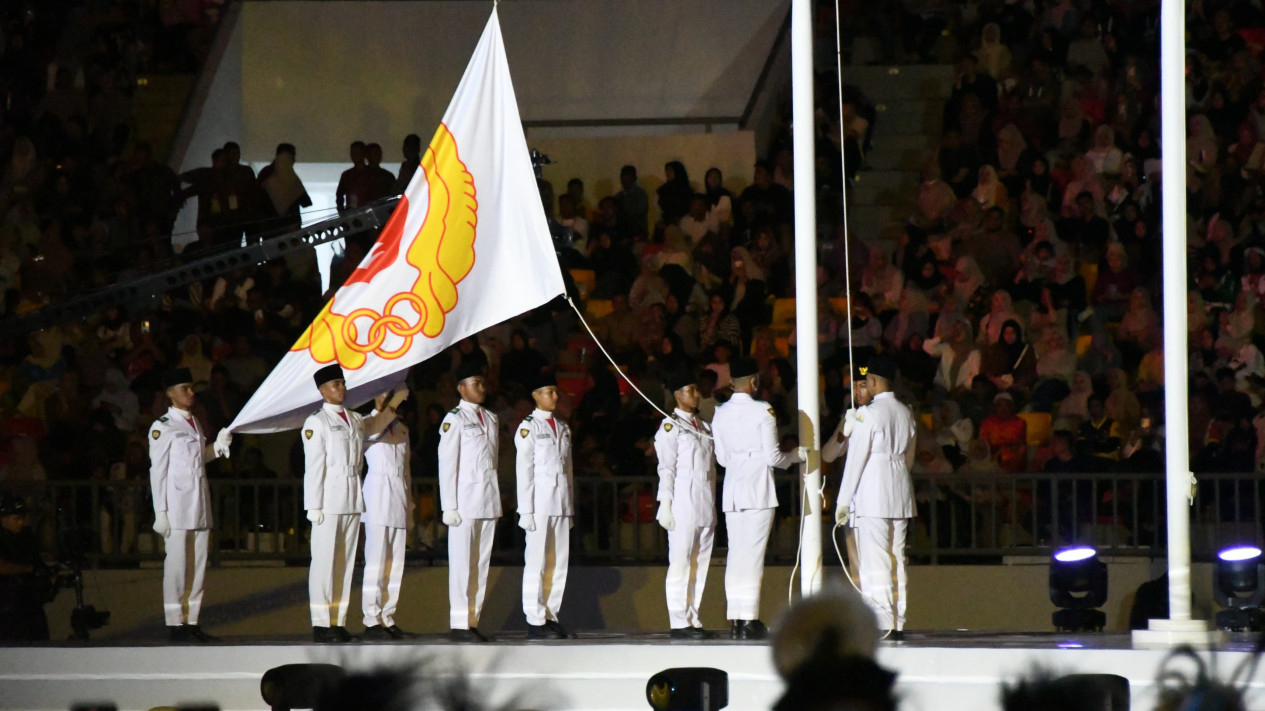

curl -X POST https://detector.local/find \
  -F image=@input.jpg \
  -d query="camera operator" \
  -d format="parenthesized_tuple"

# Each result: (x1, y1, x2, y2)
(0, 494, 53, 641)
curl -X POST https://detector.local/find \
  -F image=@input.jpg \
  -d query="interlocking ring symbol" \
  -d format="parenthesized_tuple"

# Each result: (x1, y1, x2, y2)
(339, 292, 429, 360)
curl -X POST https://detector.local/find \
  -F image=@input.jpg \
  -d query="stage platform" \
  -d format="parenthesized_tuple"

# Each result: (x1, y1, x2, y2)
(3, 632, 1263, 711)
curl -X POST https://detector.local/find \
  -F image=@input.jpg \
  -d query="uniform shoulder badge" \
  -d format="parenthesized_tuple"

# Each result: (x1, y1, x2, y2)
(442, 423, 451, 433)
(767, 407, 776, 417)
(664, 423, 673, 432)
(151, 430, 161, 440)
(524, 415, 533, 422)
(520, 428, 530, 439)
(450, 407, 460, 414)
(304, 429, 314, 440)
(158, 416, 168, 423)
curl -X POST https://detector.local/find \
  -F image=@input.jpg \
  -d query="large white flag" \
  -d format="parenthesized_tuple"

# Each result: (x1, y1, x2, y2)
(230, 9, 564, 433)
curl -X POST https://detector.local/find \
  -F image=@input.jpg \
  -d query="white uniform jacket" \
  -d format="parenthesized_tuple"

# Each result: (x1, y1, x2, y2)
(148, 407, 215, 530)
(838, 392, 917, 519)
(362, 411, 413, 528)
(514, 409, 574, 517)
(437, 400, 503, 520)
(653, 409, 716, 527)
(712, 393, 798, 512)
(302, 403, 367, 515)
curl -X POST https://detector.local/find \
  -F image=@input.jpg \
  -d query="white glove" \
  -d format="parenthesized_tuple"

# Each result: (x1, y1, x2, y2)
(796, 446, 809, 462)
(842, 408, 857, 438)
(518, 513, 536, 532)
(835, 508, 850, 527)
(443, 510, 462, 527)
(152, 511, 171, 538)
(656, 502, 675, 532)
(307, 509, 324, 525)
(214, 428, 233, 458)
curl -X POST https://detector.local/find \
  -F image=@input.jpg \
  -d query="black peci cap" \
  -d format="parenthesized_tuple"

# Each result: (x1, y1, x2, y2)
(530, 370, 557, 393)
(665, 368, 697, 393)
(455, 359, 485, 384)
(313, 364, 345, 388)
(865, 355, 898, 382)
(730, 357, 760, 380)
(161, 368, 194, 390)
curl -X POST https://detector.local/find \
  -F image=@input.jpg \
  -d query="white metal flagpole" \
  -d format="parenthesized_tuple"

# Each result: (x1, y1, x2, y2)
(791, 0, 823, 596)
(1131, 0, 1215, 648)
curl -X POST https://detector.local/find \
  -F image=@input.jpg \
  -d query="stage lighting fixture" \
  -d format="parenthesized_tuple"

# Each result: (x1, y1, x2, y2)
(646, 668, 728, 711)
(1214, 545, 1265, 632)
(1050, 546, 1108, 632)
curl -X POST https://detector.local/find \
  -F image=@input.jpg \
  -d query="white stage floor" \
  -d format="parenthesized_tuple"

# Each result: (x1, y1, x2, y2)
(3, 632, 1263, 711)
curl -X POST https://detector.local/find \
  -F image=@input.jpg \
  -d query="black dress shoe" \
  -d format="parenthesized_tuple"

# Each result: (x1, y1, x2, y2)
(313, 626, 346, 644)
(385, 625, 413, 639)
(883, 630, 905, 642)
(185, 625, 218, 643)
(732, 619, 768, 640)
(363, 625, 395, 641)
(167, 625, 191, 643)
(527, 623, 565, 639)
(470, 627, 494, 642)
(670, 627, 707, 640)
(449, 628, 484, 642)
(544, 620, 575, 639)
(332, 626, 358, 643)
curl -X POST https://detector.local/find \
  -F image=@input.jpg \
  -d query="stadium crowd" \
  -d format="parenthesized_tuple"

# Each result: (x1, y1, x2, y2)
(2, 0, 1265, 557)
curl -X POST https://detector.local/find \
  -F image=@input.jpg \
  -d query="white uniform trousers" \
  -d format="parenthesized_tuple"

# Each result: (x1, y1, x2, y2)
(854, 516, 909, 631)
(309, 513, 361, 627)
(162, 528, 209, 626)
(522, 515, 570, 626)
(448, 518, 497, 629)
(723, 508, 775, 620)
(361, 523, 406, 628)
(665, 516, 715, 629)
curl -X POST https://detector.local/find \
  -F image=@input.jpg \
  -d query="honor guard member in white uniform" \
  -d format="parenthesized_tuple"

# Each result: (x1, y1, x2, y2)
(654, 369, 718, 639)
(302, 364, 408, 644)
(148, 367, 234, 643)
(360, 391, 414, 641)
(438, 360, 501, 642)
(711, 358, 806, 640)
(822, 365, 873, 584)
(836, 355, 916, 639)
(515, 371, 575, 640)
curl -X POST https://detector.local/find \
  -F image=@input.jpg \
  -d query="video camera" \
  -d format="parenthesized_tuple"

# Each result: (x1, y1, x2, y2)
(53, 508, 111, 640)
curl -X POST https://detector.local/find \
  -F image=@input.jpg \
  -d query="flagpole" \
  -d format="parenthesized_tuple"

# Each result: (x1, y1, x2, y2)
(791, 0, 823, 597)
(1131, 0, 1215, 648)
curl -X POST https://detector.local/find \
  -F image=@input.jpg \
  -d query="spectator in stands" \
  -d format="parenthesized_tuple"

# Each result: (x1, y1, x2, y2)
(702, 168, 732, 232)
(1079, 395, 1123, 462)
(737, 160, 791, 227)
(335, 140, 370, 210)
(257, 143, 312, 233)
(982, 320, 1037, 394)
(924, 314, 981, 395)
(725, 246, 768, 348)
(393, 133, 422, 194)
(978, 392, 1028, 473)
(699, 292, 741, 355)
(656, 161, 692, 227)
(614, 165, 648, 239)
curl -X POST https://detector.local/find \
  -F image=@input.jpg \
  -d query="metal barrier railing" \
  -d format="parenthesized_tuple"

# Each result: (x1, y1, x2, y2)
(4, 472, 1259, 567)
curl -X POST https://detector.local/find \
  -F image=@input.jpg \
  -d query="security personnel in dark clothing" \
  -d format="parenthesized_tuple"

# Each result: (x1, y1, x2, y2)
(0, 495, 52, 641)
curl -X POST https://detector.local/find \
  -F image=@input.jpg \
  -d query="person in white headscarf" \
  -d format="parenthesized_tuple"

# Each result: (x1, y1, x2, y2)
(260, 143, 312, 231)
(975, 23, 1012, 81)
(92, 369, 140, 432)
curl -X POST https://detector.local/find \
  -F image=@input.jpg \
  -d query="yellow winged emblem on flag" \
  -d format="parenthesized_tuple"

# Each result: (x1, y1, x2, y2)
(291, 123, 479, 370)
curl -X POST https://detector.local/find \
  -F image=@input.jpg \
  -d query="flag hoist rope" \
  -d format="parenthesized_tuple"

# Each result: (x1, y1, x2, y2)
(829, 0, 864, 600)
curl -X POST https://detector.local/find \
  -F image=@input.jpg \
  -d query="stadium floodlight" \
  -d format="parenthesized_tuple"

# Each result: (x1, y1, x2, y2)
(1214, 545, 1265, 632)
(1050, 547, 1107, 632)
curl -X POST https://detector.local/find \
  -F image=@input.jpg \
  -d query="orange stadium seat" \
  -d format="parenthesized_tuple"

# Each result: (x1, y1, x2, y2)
(771, 298, 796, 330)
(586, 299, 613, 320)
(1018, 412, 1052, 446)
(569, 269, 596, 297)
